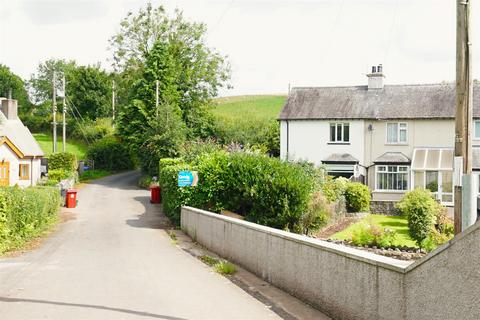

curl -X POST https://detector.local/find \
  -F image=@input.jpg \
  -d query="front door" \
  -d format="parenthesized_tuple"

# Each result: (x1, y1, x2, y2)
(0, 162, 9, 186)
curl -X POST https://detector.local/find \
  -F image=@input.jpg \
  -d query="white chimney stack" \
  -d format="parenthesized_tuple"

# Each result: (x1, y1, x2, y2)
(367, 64, 385, 90)
(1, 99, 18, 120)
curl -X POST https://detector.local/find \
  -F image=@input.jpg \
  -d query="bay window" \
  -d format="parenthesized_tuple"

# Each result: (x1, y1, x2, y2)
(376, 165, 408, 191)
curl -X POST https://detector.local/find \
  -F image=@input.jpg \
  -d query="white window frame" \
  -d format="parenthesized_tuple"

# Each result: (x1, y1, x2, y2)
(411, 170, 454, 206)
(375, 165, 409, 191)
(329, 122, 350, 143)
(386, 122, 408, 144)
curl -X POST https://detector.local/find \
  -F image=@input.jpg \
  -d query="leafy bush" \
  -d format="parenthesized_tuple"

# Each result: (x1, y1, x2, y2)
(47, 169, 74, 183)
(421, 229, 451, 252)
(86, 136, 134, 171)
(0, 186, 61, 254)
(321, 176, 349, 202)
(299, 192, 331, 235)
(48, 152, 77, 172)
(344, 182, 370, 212)
(350, 218, 397, 248)
(395, 189, 443, 246)
(159, 152, 317, 230)
(71, 117, 114, 142)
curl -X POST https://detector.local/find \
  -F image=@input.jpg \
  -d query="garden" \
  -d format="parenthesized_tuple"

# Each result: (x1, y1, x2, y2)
(157, 143, 454, 259)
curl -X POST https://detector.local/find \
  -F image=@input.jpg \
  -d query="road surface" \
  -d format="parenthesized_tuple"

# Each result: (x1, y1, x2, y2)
(0, 171, 281, 320)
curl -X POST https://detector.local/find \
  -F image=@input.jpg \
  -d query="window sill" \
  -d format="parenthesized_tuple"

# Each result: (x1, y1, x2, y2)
(385, 143, 408, 146)
(373, 189, 408, 193)
(327, 142, 350, 145)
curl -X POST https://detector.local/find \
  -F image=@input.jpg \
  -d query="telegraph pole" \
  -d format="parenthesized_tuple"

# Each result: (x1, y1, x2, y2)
(52, 71, 57, 153)
(62, 75, 66, 153)
(112, 80, 116, 124)
(454, 0, 473, 234)
(155, 80, 159, 117)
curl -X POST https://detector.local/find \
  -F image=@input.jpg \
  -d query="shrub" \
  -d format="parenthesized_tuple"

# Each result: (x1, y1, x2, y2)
(299, 192, 331, 235)
(47, 169, 74, 183)
(159, 152, 316, 231)
(0, 186, 61, 254)
(71, 117, 114, 142)
(344, 182, 371, 212)
(321, 176, 349, 203)
(86, 136, 134, 171)
(395, 189, 443, 246)
(350, 218, 397, 248)
(48, 152, 77, 172)
(421, 229, 451, 252)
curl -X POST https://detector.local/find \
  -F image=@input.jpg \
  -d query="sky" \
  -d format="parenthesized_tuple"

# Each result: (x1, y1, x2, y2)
(0, 0, 479, 97)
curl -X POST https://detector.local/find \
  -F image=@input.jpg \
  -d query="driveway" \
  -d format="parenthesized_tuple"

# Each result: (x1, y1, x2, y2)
(0, 171, 280, 320)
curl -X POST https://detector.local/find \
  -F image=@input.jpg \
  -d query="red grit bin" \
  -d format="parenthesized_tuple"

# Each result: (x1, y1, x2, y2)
(66, 189, 78, 208)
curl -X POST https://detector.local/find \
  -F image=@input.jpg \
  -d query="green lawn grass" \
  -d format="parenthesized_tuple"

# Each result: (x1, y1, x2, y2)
(33, 133, 88, 159)
(332, 214, 418, 248)
(79, 169, 114, 182)
(213, 95, 287, 121)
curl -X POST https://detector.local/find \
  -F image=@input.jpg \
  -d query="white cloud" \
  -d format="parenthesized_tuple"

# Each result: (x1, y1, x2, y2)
(0, 0, 478, 96)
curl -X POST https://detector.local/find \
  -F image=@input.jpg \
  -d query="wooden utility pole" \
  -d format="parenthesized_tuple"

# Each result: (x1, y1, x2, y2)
(112, 80, 116, 124)
(454, 0, 473, 234)
(52, 71, 57, 153)
(155, 80, 159, 117)
(62, 75, 66, 153)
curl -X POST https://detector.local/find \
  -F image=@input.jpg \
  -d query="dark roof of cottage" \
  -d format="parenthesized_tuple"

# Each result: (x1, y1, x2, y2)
(278, 83, 480, 120)
(323, 153, 359, 163)
(374, 152, 410, 164)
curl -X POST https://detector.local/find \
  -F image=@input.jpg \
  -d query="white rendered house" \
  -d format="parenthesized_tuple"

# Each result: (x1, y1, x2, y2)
(0, 98, 44, 186)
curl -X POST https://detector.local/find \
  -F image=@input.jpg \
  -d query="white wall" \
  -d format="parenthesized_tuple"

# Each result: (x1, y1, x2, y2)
(280, 119, 365, 166)
(0, 144, 41, 187)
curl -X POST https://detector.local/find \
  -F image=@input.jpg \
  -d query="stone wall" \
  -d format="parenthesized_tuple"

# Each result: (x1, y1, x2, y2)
(370, 200, 402, 215)
(181, 206, 480, 320)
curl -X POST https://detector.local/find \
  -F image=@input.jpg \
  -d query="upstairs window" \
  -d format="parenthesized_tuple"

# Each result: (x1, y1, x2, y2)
(329, 123, 350, 143)
(387, 122, 407, 144)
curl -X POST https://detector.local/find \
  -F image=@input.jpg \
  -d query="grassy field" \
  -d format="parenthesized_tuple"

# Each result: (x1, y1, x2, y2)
(332, 214, 418, 248)
(213, 95, 287, 121)
(33, 133, 88, 159)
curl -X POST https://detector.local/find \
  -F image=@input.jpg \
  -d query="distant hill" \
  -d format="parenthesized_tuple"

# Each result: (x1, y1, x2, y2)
(212, 95, 287, 121)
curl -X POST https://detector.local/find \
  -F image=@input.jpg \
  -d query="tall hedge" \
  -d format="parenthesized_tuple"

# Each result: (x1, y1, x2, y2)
(159, 151, 317, 230)
(48, 152, 77, 172)
(0, 186, 62, 254)
(86, 136, 134, 171)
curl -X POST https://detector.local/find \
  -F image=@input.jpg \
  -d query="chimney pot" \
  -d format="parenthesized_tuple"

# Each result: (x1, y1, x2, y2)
(367, 64, 385, 90)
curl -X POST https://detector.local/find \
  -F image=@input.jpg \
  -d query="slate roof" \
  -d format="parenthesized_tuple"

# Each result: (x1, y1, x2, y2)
(323, 153, 359, 163)
(374, 152, 410, 164)
(279, 83, 480, 120)
(0, 112, 44, 157)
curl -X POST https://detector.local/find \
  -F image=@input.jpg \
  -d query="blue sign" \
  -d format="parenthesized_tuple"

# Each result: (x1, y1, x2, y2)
(178, 171, 198, 187)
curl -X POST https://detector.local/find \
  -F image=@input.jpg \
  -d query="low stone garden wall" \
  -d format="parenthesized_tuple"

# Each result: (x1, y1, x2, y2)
(181, 206, 480, 320)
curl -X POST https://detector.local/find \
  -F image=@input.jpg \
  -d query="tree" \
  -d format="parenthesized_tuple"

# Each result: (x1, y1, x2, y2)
(0, 64, 31, 115)
(66, 65, 112, 119)
(109, 3, 230, 138)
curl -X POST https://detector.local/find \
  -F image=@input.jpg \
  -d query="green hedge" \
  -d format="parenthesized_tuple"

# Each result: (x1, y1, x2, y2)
(48, 152, 77, 172)
(159, 152, 317, 230)
(0, 186, 62, 254)
(86, 136, 134, 171)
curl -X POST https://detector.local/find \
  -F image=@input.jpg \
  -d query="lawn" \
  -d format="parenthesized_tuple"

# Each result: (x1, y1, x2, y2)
(213, 95, 287, 121)
(79, 169, 114, 182)
(33, 133, 88, 159)
(331, 214, 418, 248)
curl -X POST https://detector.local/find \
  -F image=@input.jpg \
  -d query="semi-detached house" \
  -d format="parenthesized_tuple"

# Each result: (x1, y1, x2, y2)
(278, 66, 480, 213)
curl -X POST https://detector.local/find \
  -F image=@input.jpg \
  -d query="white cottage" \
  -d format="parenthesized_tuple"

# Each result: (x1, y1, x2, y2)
(0, 98, 44, 186)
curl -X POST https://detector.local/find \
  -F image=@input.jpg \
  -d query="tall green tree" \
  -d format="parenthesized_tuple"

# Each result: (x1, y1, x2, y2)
(0, 64, 31, 115)
(109, 3, 230, 138)
(67, 65, 112, 119)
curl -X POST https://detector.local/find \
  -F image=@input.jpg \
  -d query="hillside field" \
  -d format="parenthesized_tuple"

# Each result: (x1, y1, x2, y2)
(212, 95, 286, 121)
(33, 133, 88, 159)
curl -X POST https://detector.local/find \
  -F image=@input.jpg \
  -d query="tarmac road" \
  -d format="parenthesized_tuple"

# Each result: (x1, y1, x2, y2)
(0, 171, 281, 320)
